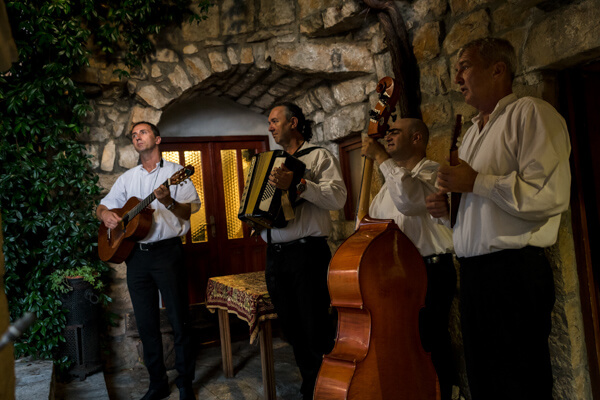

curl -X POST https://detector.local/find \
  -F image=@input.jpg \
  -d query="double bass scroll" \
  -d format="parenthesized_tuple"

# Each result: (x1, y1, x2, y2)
(356, 77, 401, 227)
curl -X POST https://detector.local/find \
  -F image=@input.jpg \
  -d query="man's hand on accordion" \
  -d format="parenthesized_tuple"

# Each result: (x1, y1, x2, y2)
(269, 164, 294, 190)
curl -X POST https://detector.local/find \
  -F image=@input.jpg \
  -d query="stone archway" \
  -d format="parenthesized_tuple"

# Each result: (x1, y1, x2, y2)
(83, 0, 397, 373)
(85, 0, 392, 198)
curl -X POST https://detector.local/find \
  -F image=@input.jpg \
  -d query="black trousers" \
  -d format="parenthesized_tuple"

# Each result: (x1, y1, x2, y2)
(265, 237, 335, 400)
(126, 240, 195, 389)
(459, 246, 555, 400)
(420, 253, 457, 400)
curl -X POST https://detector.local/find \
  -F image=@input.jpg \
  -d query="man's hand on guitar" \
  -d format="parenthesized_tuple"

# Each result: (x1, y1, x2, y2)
(436, 159, 478, 194)
(426, 192, 449, 219)
(269, 164, 293, 190)
(99, 208, 122, 230)
(154, 184, 172, 205)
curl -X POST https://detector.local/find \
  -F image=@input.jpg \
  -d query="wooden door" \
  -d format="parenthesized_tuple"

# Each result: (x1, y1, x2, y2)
(160, 136, 269, 304)
(561, 62, 600, 397)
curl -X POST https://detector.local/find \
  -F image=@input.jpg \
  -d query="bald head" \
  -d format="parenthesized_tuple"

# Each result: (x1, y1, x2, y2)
(384, 117, 429, 167)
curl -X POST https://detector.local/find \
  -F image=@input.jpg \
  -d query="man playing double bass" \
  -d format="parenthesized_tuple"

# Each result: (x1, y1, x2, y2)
(263, 103, 347, 400)
(362, 115, 457, 400)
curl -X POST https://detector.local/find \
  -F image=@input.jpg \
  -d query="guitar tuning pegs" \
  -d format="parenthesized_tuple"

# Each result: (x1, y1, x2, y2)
(369, 110, 380, 118)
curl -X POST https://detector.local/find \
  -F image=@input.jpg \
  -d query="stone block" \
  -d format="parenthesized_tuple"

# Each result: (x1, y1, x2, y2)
(374, 52, 392, 80)
(443, 9, 491, 55)
(153, 48, 179, 63)
(420, 99, 452, 130)
(413, 22, 441, 63)
(208, 49, 231, 73)
(267, 82, 293, 97)
(259, 0, 295, 28)
(101, 140, 116, 172)
(300, 13, 324, 36)
(240, 46, 254, 64)
(331, 76, 371, 106)
(295, 92, 319, 115)
(323, 0, 363, 29)
(227, 46, 240, 65)
(118, 144, 139, 169)
(522, 0, 600, 72)
(252, 42, 270, 70)
(151, 64, 162, 79)
(109, 281, 132, 312)
(413, 0, 448, 21)
(271, 41, 374, 75)
(136, 85, 172, 109)
(254, 93, 276, 109)
(85, 144, 100, 169)
(313, 85, 337, 113)
(183, 44, 198, 55)
(184, 56, 213, 84)
(222, 0, 255, 36)
(182, 3, 220, 41)
(449, 0, 493, 16)
(298, 0, 341, 19)
(130, 106, 162, 126)
(419, 58, 451, 96)
(97, 173, 119, 194)
(168, 65, 193, 94)
(323, 103, 368, 140)
(89, 126, 111, 142)
(492, 2, 540, 32)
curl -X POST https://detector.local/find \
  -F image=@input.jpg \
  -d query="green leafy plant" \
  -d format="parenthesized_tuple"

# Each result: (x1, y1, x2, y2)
(0, 0, 211, 365)
(49, 266, 105, 294)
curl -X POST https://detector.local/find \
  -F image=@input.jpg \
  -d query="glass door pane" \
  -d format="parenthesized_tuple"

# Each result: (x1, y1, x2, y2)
(220, 149, 243, 240)
(184, 150, 207, 243)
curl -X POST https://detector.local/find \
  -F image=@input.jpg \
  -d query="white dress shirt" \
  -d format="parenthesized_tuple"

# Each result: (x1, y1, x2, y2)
(261, 143, 347, 243)
(454, 94, 571, 257)
(370, 158, 454, 257)
(100, 159, 201, 243)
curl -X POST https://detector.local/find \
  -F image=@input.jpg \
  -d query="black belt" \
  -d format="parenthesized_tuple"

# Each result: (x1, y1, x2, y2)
(269, 236, 327, 251)
(423, 253, 453, 265)
(136, 237, 181, 251)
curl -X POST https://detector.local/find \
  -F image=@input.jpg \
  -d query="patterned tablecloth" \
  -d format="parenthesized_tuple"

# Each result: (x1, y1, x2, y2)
(205, 271, 277, 344)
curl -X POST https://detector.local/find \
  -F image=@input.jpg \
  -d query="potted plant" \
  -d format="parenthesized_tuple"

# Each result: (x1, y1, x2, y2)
(49, 266, 105, 296)
(50, 266, 108, 380)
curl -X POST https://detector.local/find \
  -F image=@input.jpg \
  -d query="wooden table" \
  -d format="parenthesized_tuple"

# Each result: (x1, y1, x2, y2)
(205, 271, 278, 400)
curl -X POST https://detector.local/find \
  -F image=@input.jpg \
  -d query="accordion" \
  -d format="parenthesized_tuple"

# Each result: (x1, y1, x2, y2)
(238, 150, 306, 229)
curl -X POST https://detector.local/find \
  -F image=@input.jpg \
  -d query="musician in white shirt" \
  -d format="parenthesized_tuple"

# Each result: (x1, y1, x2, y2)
(363, 116, 456, 400)
(261, 103, 346, 400)
(426, 38, 571, 399)
(96, 122, 200, 400)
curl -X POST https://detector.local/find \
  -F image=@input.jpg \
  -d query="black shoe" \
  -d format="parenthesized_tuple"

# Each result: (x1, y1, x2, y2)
(140, 386, 170, 400)
(179, 385, 196, 400)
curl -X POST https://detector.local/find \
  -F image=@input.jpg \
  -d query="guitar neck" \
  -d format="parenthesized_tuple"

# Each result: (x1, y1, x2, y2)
(123, 179, 169, 224)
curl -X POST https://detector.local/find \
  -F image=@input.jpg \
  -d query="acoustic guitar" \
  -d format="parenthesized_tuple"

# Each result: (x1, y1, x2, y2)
(97, 165, 195, 263)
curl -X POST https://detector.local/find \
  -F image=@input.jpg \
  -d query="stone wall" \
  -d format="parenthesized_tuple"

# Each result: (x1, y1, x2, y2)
(79, 0, 600, 398)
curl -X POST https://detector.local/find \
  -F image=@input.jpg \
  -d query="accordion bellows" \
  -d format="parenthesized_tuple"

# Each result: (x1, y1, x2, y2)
(238, 150, 306, 229)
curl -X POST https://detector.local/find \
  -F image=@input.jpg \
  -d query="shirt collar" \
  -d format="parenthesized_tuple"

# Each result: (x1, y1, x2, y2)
(137, 159, 162, 174)
(471, 93, 518, 127)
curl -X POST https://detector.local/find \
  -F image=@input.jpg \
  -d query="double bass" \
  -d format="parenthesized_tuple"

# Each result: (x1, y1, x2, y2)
(314, 77, 439, 400)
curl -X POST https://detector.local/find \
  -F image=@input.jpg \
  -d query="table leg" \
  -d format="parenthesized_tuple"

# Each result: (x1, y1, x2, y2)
(217, 309, 234, 378)
(259, 320, 276, 400)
